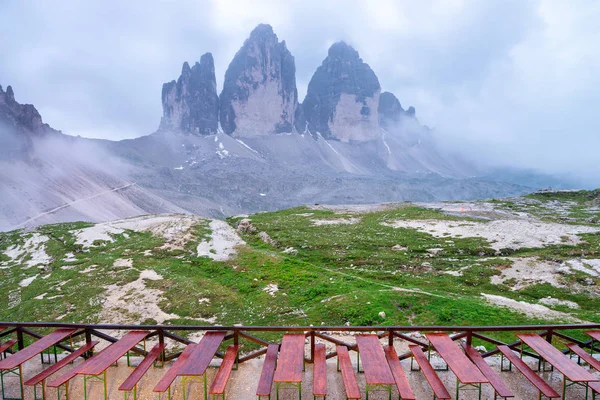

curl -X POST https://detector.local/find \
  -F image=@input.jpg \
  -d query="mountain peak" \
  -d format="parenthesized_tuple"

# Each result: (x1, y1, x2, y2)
(249, 23, 275, 38)
(302, 42, 380, 141)
(160, 53, 219, 135)
(5, 85, 15, 102)
(219, 24, 300, 136)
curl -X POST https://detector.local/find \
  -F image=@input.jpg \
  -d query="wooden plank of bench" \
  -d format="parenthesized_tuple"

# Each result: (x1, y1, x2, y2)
(566, 343, 600, 371)
(313, 344, 327, 397)
(356, 334, 394, 385)
(256, 344, 279, 397)
(0, 328, 76, 370)
(209, 345, 238, 395)
(465, 345, 514, 398)
(24, 341, 98, 386)
(497, 345, 560, 398)
(517, 334, 598, 383)
(383, 345, 415, 400)
(119, 343, 165, 391)
(179, 331, 226, 376)
(586, 331, 600, 342)
(426, 333, 487, 384)
(274, 334, 305, 383)
(589, 381, 600, 396)
(0, 339, 17, 354)
(154, 344, 196, 392)
(337, 346, 361, 399)
(77, 330, 149, 376)
(409, 345, 451, 400)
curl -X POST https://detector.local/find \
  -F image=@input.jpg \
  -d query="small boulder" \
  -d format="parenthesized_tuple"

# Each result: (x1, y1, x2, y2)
(258, 231, 276, 245)
(236, 219, 256, 233)
(392, 244, 408, 251)
(378, 311, 386, 319)
(427, 248, 443, 255)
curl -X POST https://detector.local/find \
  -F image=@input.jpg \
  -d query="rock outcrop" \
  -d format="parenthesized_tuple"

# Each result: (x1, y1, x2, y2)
(0, 85, 61, 159)
(302, 42, 381, 142)
(219, 24, 300, 136)
(378, 91, 417, 128)
(160, 53, 219, 135)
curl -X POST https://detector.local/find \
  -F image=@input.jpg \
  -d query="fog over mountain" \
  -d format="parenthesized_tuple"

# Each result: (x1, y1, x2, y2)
(1, 1, 598, 187)
(0, 24, 551, 231)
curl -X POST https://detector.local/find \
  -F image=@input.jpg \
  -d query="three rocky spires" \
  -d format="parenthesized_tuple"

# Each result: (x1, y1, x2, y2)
(160, 24, 416, 142)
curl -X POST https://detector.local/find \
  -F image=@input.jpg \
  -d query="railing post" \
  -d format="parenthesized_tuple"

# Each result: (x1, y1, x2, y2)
(466, 330, 473, 348)
(16, 326, 24, 350)
(310, 331, 315, 363)
(388, 328, 394, 347)
(233, 329, 239, 347)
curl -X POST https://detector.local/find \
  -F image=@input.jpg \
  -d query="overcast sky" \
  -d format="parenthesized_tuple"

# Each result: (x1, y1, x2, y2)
(1, 0, 599, 185)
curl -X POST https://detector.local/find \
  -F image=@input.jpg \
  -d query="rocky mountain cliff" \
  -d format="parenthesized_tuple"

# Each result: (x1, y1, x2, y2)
(160, 53, 219, 135)
(302, 42, 381, 142)
(219, 24, 301, 136)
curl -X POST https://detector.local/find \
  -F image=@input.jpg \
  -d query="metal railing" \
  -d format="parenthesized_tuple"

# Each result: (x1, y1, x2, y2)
(1, 322, 599, 364)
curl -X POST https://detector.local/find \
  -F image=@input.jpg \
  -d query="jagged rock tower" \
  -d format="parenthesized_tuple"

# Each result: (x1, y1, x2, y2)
(302, 42, 381, 142)
(219, 24, 301, 136)
(160, 53, 219, 135)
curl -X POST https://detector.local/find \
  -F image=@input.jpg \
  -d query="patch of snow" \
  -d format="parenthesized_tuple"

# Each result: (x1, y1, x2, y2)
(174, 166, 184, 170)
(113, 258, 133, 268)
(3, 234, 52, 268)
(259, 193, 266, 197)
(491, 258, 565, 289)
(235, 139, 259, 154)
(311, 218, 361, 226)
(198, 298, 210, 304)
(19, 275, 37, 287)
(539, 297, 579, 309)
(197, 220, 246, 261)
(382, 219, 600, 250)
(381, 131, 392, 155)
(100, 269, 178, 324)
(263, 284, 279, 296)
(481, 293, 582, 322)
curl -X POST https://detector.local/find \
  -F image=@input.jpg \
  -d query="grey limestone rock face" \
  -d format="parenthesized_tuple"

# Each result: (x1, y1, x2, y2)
(378, 91, 417, 128)
(302, 42, 381, 142)
(160, 53, 219, 135)
(219, 24, 300, 137)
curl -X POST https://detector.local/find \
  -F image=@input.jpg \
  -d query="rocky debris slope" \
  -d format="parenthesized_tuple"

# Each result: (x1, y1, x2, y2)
(219, 24, 301, 136)
(160, 53, 219, 135)
(302, 42, 381, 142)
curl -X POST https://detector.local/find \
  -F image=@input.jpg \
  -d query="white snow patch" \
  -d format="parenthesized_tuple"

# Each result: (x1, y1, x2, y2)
(259, 193, 266, 197)
(481, 293, 581, 322)
(381, 131, 392, 155)
(263, 284, 279, 296)
(491, 258, 565, 289)
(19, 275, 37, 287)
(382, 219, 600, 250)
(3, 234, 52, 268)
(311, 218, 361, 226)
(174, 166, 184, 170)
(100, 269, 176, 324)
(539, 297, 579, 309)
(197, 220, 246, 261)
(235, 139, 259, 154)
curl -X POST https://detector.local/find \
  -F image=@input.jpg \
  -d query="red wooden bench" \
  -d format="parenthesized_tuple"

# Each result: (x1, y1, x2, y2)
(209, 344, 238, 399)
(409, 345, 451, 400)
(256, 344, 279, 399)
(47, 354, 96, 400)
(464, 345, 514, 399)
(497, 345, 560, 399)
(0, 340, 17, 360)
(383, 345, 415, 400)
(119, 343, 165, 400)
(24, 340, 98, 400)
(313, 343, 327, 399)
(336, 346, 360, 400)
(566, 343, 600, 371)
(154, 344, 196, 397)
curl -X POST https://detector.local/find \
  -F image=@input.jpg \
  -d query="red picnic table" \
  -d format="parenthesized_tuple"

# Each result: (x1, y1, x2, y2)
(47, 330, 149, 400)
(273, 334, 305, 399)
(425, 333, 488, 398)
(517, 333, 599, 398)
(154, 331, 226, 400)
(0, 328, 75, 400)
(587, 331, 600, 355)
(355, 334, 395, 399)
